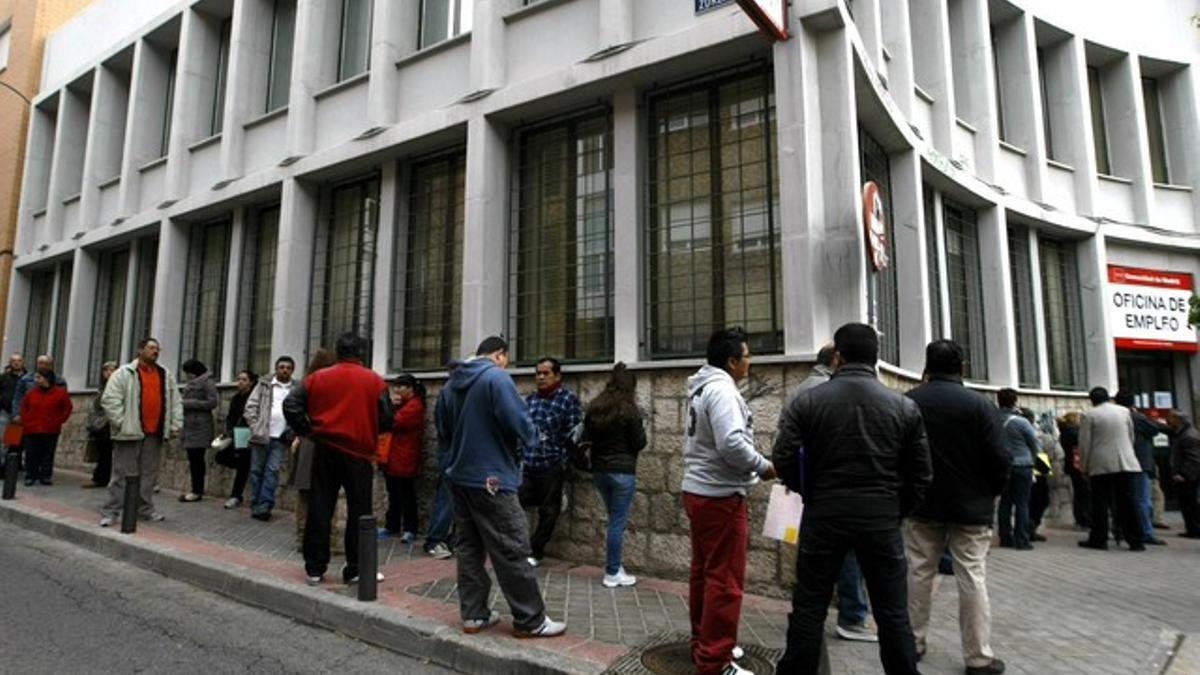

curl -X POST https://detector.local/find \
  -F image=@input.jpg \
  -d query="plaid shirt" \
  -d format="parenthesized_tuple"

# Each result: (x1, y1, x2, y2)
(523, 386, 583, 472)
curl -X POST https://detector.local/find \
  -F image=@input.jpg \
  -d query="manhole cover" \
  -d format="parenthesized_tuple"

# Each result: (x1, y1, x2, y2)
(639, 641, 776, 675)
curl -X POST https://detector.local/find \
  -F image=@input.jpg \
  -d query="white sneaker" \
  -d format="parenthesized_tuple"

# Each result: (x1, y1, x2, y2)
(836, 623, 879, 643)
(99, 516, 113, 527)
(306, 574, 323, 587)
(462, 609, 501, 634)
(720, 661, 754, 675)
(425, 542, 452, 559)
(342, 565, 385, 585)
(732, 646, 745, 660)
(602, 568, 637, 588)
(223, 497, 241, 509)
(515, 616, 566, 638)
(527, 556, 541, 568)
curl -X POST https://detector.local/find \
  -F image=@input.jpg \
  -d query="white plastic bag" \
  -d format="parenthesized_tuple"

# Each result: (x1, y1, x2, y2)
(762, 483, 803, 544)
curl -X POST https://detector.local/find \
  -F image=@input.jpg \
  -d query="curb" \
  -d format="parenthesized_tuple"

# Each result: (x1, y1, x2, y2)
(0, 498, 603, 675)
(1143, 628, 1183, 675)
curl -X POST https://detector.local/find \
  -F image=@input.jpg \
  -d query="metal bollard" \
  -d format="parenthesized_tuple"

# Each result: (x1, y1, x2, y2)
(120, 475, 140, 534)
(2, 451, 19, 500)
(357, 514, 378, 602)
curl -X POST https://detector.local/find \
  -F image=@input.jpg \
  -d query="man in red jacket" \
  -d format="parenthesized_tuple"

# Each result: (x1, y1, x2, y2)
(283, 333, 393, 586)
(19, 370, 73, 486)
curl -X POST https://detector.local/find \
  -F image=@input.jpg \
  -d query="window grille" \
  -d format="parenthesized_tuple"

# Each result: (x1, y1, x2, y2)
(180, 220, 232, 373)
(337, 0, 373, 81)
(23, 269, 56, 362)
(309, 176, 380, 360)
(128, 238, 158, 358)
(942, 198, 987, 380)
(266, 0, 296, 113)
(646, 67, 781, 358)
(859, 128, 899, 365)
(52, 264, 72, 365)
(236, 205, 280, 377)
(394, 153, 464, 371)
(90, 249, 130, 386)
(510, 111, 614, 364)
(1008, 225, 1039, 387)
(923, 186, 942, 340)
(1039, 238, 1086, 389)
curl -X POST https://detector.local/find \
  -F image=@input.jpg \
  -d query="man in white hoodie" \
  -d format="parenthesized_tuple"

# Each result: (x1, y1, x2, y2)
(682, 327, 776, 675)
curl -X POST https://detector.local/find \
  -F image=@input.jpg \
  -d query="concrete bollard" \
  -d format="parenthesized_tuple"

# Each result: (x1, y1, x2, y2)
(121, 475, 140, 534)
(357, 514, 377, 602)
(1, 451, 18, 500)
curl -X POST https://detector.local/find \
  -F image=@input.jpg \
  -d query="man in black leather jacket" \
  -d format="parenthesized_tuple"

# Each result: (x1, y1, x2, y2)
(772, 323, 931, 675)
(904, 340, 1009, 675)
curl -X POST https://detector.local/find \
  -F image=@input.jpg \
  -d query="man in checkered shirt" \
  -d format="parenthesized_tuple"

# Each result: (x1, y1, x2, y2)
(520, 357, 583, 566)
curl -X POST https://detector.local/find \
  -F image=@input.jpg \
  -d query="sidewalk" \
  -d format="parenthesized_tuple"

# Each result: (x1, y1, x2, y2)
(2, 469, 1198, 675)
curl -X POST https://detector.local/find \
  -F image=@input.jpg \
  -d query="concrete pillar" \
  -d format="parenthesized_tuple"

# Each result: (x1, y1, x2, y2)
(947, 0, 997, 181)
(165, 8, 218, 205)
(977, 205, 1016, 385)
(43, 96, 72, 245)
(151, 216, 189, 371)
(220, 0, 273, 182)
(612, 88, 640, 363)
(371, 161, 399, 373)
(469, 0, 519, 94)
(1079, 232, 1116, 390)
(79, 67, 117, 231)
(61, 247, 98, 387)
(366, 0, 416, 129)
(908, 0, 955, 154)
(460, 115, 509, 353)
(272, 178, 319, 370)
(1007, 13, 1049, 202)
(891, 149, 931, 372)
(50, 85, 90, 239)
(118, 39, 169, 218)
(854, 0, 883, 69)
(3, 271, 32, 358)
(599, 0, 633, 48)
(286, 0, 340, 158)
(1063, 37, 1100, 215)
(878, 0, 914, 119)
(1104, 55, 1154, 223)
(1026, 228, 1051, 389)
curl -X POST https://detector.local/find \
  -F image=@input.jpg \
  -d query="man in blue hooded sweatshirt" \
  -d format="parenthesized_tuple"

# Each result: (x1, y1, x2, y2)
(436, 336, 567, 638)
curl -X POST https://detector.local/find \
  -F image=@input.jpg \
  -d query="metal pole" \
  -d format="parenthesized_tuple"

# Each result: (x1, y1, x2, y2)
(120, 475, 140, 533)
(2, 451, 19, 500)
(357, 514, 377, 601)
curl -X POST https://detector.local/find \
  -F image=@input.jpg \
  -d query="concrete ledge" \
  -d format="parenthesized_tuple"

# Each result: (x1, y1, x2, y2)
(0, 498, 600, 675)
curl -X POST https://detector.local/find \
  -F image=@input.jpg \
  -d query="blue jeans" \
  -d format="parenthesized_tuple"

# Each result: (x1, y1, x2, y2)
(425, 473, 453, 547)
(837, 551, 869, 627)
(249, 439, 285, 514)
(593, 472, 637, 575)
(1131, 471, 1155, 541)
(998, 466, 1033, 547)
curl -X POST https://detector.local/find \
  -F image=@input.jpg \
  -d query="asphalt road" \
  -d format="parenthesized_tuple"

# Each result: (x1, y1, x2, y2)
(0, 521, 460, 675)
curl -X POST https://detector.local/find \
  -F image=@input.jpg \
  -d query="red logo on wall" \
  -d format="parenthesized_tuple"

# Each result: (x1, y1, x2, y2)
(862, 181, 889, 272)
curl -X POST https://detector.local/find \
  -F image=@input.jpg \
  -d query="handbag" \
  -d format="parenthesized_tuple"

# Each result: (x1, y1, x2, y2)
(2, 422, 22, 449)
(567, 421, 592, 472)
(211, 434, 233, 451)
(214, 446, 239, 469)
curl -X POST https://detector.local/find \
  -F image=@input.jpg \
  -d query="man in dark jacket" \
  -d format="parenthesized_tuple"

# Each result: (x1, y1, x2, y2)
(1115, 390, 1168, 545)
(436, 336, 566, 639)
(904, 340, 1009, 675)
(1166, 410, 1200, 538)
(772, 323, 931, 675)
(0, 354, 26, 470)
(282, 333, 392, 587)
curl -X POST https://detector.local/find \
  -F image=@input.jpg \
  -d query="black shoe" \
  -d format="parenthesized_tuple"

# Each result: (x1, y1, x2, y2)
(1128, 545, 1146, 551)
(251, 511, 271, 522)
(1145, 537, 1167, 545)
(1030, 533, 1047, 542)
(1078, 540, 1108, 550)
(23, 478, 34, 486)
(38, 479, 52, 486)
(998, 539, 1014, 548)
(965, 658, 1006, 674)
(1178, 532, 1200, 539)
(1015, 544, 1034, 551)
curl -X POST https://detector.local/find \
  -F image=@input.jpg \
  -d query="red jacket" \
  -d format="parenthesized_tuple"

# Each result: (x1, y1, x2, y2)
(382, 397, 425, 478)
(19, 385, 73, 434)
(299, 361, 388, 461)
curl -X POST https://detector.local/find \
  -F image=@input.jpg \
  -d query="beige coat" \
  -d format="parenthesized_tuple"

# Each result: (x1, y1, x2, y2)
(1079, 401, 1140, 476)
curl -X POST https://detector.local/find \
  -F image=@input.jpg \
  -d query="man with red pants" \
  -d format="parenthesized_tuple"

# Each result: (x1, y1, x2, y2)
(682, 327, 776, 675)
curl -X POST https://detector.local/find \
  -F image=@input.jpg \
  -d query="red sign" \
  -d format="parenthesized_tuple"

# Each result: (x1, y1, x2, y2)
(862, 181, 889, 271)
(736, 0, 789, 41)
(1108, 264, 1197, 353)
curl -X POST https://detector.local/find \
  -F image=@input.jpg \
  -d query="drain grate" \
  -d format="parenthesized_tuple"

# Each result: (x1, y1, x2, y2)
(603, 632, 783, 675)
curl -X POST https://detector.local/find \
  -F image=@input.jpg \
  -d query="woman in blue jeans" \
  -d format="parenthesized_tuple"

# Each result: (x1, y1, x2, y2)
(583, 363, 647, 588)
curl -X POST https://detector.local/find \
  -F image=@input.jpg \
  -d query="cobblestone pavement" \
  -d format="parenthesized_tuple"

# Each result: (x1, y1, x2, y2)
(7, 471, 1200, 674)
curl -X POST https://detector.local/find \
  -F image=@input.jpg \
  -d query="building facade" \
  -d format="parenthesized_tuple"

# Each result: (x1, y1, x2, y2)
(0, 0, 95, 341)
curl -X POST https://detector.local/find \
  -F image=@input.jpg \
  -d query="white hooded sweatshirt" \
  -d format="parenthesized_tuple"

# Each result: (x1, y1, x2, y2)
(682, 365, 770, 497)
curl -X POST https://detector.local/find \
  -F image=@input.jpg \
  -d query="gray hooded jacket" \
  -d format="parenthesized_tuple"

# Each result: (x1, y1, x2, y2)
(681, 365, 770, 497)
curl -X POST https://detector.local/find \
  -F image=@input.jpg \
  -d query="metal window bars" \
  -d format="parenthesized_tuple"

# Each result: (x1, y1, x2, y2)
(128, 238, 158, 360)
(1008, 225, 1040, 388)
(941, 198, 987, 380)
(89, 248, 130, 386)
(180, 219, 232, 374)
(23, 268, 56, 363)
(859, 128, 900, 365)
(923, 186, 943, 340)
(1039, 238, 1087, 390)
(236, 205, 280, 378)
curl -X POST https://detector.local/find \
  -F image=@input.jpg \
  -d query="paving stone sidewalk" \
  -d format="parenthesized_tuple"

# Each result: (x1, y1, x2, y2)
(3, 469, 1198, 674)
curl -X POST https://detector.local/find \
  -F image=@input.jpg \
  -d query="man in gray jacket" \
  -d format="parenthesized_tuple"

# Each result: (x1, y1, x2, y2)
(243, 356, 297, 520)
(1078, 387, 1143, 551)
(682, 327, 775, 675)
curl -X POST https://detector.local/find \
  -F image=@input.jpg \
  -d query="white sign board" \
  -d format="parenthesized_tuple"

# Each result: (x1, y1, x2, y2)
(1108, 265, 1197, 353)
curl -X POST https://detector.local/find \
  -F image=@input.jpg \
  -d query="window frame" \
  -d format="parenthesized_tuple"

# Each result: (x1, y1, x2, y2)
(336, 0, 373, 82)
(1008, 225, 1040, 388)
(418, 0, 472, 50)
(265, 0, 296, 113)
(235, 204, 280, 378)
(1038, 236, 1087, 390)
(179, 219, 233, 374)
(210, 18, 232, 136)
(1087, 66, 1111, 176)
(1141, 76, 1170, 184)
(89, 248, 131, 386)
(940, 197, 987, 380)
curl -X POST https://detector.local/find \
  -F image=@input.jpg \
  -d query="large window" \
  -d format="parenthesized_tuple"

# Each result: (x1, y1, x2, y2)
(337, 0, 372, 81)
(90, 249, 130, 385)
(23, 269, 56, 363)
(1039, 238, 1086, 389)
(52, 264, 72, 366)
(1087, 66, 1110, 175)
(309, 176, 379, 357)
(266, 0, 296, 112)
(180, 220, 232, 373)
(210, 18, 231, 135)
(942, 199, 987, 380)
(1037, 48, 1056, 161)
(419, 0, 472, 49)
(161, 49, 178, 158)
(1142, 77, 1169, 184)
(1008, 225, 1039, 387)
(394, 154, 464, 371)
(859, 128, 898, 364)
(511, 111, 613, 364)
(991, 31, 1007, 142)
(236, 205, 280, 377)
(647, 68, 781, 358)
(923, 186, 942, 339)
(128, 238, 158, 358)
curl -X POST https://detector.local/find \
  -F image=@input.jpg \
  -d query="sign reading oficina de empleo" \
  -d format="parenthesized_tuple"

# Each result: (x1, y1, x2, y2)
(1108, 265, 1198, 353)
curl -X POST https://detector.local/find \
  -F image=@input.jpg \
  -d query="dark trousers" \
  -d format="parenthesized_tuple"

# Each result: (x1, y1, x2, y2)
(1179, 479, 1200, 536)
(303, 444, 373, 580)
(778, 520, 920, 675)
(998, 466, 1033, 547)
(23, 434, 59, 481)
(230, 449, 250, 500)
(1088, 472, 1142, 548)
(1029, 474, 1050, 534)
(1070, 472, 1092, 528)
(384, 474, 419, 534)
(684, 493, 748, 675)
(449, 483, 546, 631)
(91, 437, 114, 486)
(518, 464, 565, 559)
(185, 446, 207, 494)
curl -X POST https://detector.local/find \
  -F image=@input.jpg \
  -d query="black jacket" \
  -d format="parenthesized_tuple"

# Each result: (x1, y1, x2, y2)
(0, 369, 24, 414)
(1131, 410, 1162, 475)
(772, 363, 932, 526)
(584, 412, 647, 475)
(1170, 421, 1200, 482)
(905, 375, 1010, 525)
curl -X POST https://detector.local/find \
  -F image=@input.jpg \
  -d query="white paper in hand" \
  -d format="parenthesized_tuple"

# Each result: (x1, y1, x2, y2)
(762, 483, 803, 544)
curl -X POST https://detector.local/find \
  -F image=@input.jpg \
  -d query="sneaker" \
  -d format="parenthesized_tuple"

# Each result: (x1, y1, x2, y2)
(720, 662, 754, 675)
(153, 484, 161, 493)
(835, 623, 879, 643)
(463, 609, 501, 634)
(342, 565, 385, 585)
(400, 531, 416, 544)
(514, 616, 566, 639)
(306, 574, 323, 587)
(24, 479, 33, 486)
(602, 568, 637, 588)
(223, 497, 241, 509)
(732, 646, 745, 660)
(965, 657, 1006, 674)
(178, 493, 201, 502)
(145, 512, 165, 522)
(99, 516, 113, 527)
(377, 527, 395, 541)
(527, 556, 541, 568)
(425, 542, 452, 559)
